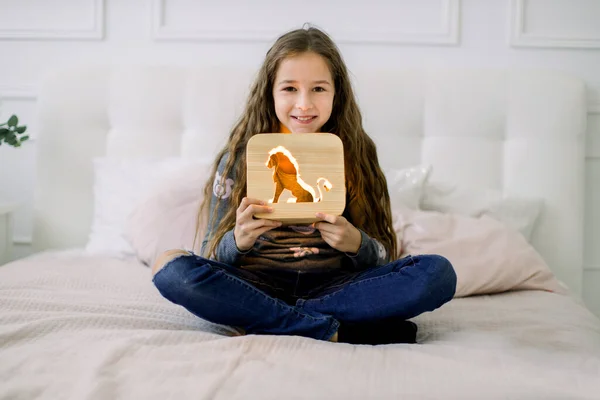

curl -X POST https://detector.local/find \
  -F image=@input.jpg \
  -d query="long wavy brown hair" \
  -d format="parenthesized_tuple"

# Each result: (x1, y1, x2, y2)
(195, 26, 398, 261)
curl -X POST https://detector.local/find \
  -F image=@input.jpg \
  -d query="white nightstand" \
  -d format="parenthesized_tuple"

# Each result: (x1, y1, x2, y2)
(0, 203, 17, 266)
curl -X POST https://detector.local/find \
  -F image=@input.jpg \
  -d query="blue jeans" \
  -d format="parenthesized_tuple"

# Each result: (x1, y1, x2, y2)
(152, 253, 456, 341)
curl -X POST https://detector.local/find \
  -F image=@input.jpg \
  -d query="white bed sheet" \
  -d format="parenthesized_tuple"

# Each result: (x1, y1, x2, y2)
(1, 251, 599, 399)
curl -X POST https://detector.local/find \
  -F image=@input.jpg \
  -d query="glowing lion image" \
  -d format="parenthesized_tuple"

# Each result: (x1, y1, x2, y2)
(265, 146, 332, 204)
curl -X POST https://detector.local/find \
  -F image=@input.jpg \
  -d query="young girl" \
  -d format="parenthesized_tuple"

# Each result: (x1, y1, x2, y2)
(152, 26, 456, 344)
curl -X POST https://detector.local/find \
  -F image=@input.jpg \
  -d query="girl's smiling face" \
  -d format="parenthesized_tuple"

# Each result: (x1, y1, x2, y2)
(272, 52, 335, 133)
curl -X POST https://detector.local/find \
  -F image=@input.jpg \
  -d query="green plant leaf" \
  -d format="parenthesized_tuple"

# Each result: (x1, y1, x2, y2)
(0, 128, 9, 135)
(7, 115, 18, 127)
(16, 126, 27, 134)
(21, 135, 30, 142)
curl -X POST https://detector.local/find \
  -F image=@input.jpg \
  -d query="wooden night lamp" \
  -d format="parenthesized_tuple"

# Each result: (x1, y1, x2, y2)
(246, 133, 345, 225)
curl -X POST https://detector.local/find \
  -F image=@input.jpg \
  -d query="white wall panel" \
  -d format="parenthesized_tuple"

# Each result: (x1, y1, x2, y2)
(587, 115, 600, 159)
(509, 0, 600, 48)
(0, 0, 104, 40)
(0, 143, 35, 245)
(584, 159, 600, 271)
(0, 95, 37, 245)
(152, 0, 460, 45)
(0, 86, 37, 101)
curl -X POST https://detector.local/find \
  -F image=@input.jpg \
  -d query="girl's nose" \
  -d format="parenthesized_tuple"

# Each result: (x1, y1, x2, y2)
(295, 92, 313, 110)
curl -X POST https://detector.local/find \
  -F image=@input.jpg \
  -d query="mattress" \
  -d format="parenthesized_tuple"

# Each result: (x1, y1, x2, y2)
(1, 250, 600, 399)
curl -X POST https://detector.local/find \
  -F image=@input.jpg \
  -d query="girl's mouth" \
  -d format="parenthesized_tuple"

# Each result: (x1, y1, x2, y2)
(292, 116, 317, 124)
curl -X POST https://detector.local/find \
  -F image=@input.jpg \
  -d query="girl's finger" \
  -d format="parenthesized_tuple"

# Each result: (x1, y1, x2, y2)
(247, 218, 281, 232)
(319, 231, 340, 247)
(315, 212, 337, 224)
(242, 204, 273, 221)
(238, 197, 266, 213)
(313, 221, 337, 234)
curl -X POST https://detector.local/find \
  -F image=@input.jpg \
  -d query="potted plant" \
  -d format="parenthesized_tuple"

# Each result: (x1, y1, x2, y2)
(0, 115, 28, 147)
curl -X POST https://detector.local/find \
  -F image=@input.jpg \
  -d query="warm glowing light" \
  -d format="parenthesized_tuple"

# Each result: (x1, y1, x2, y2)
(265, 146, 332, 204)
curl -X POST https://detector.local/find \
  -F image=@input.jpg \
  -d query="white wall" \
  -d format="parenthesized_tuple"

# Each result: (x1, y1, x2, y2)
(0, 0, 599, 315)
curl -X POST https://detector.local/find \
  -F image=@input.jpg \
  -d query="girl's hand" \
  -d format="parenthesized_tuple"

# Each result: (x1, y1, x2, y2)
(313, 212, 362, 254)
(234, 197, 282, 252)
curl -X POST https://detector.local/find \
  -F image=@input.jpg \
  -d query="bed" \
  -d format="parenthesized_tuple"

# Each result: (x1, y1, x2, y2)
(1, 65, 599, 399)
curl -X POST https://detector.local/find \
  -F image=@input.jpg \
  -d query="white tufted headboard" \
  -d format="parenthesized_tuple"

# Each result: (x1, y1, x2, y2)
(32, 66, 586, 294)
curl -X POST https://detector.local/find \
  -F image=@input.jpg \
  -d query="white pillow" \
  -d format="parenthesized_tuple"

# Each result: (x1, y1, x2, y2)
(421, 180, 543, 241)
(124, 161, 212, 267)
(86, 158, 208, 258)
(384, 165, 431, 210)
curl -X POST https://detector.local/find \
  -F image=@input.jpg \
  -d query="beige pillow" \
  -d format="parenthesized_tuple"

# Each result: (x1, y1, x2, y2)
(395, 208, 567, 298)
(124, 161, 212, 267)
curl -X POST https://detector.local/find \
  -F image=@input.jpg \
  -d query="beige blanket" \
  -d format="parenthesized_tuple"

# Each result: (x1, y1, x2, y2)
(1, 251, 600, 399)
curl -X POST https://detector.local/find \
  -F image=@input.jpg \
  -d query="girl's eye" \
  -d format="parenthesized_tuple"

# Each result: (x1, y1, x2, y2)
(283, 87, 296, 92)
(313, 87, 326, 92)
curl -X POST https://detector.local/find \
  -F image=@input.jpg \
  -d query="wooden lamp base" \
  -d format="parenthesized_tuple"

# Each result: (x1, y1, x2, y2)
(246, 133, 345, 225)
